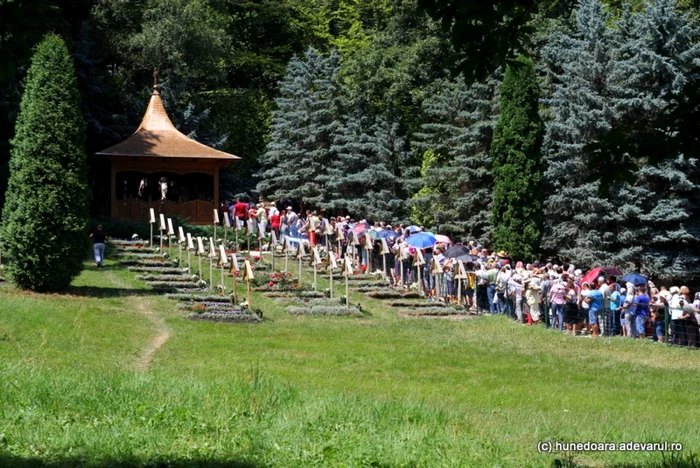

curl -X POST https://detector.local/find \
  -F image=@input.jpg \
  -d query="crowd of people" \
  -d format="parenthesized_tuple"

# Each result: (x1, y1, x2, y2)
(222, 200, 700, 347)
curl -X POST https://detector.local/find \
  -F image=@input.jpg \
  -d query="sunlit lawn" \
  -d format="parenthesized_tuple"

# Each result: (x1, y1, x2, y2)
(1, 251, 699, 467)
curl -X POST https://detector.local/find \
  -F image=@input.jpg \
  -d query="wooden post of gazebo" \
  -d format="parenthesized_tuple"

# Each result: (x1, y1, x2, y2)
(97, 80, 240, 225)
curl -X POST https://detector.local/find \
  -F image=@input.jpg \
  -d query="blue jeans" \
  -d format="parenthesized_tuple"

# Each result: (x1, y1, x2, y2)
(487, 284, 497, 313)
(552, 303, 564, 331)
(93, 243, 105, 266)
(635, 314, 647, 336)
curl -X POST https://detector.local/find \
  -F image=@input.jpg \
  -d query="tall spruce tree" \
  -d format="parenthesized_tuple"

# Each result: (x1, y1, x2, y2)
(541, 0, 624, 267)
(322, 114, 407, 221)
(1, 34, 89, 291)
(543, 0, 700, 275)
(490, 56, 544, 261)
(410, 74, 498, 241)
(612, 0, 700, 278)
(256, 48, 343, 208)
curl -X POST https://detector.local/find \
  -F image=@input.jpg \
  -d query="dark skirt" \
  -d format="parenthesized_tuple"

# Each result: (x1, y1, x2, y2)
(564, 302, 580, 324)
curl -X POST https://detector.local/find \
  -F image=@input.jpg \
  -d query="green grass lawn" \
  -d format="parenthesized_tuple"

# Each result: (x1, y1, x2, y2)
(1, 250, 699, 467)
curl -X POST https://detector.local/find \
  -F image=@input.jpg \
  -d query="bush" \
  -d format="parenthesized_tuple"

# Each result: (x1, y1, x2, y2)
(1, 34, 89, 291)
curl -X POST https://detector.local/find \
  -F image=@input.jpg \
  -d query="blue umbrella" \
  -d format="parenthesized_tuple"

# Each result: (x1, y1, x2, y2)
(377, 229, 397, 240)
(407, 225, 421, 234)
(405, 232, 436, 249)
(621, 273, 648, 285)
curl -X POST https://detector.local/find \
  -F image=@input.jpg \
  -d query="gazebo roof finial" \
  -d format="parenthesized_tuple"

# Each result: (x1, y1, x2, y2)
(153, 68, 159, 91)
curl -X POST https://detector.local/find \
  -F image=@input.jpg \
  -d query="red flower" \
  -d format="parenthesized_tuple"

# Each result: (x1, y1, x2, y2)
(268, 281, 274, 287)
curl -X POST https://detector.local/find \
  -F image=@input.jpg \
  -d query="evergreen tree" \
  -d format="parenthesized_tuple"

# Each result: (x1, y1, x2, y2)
(1, 34, 90, 291)
(612, 0, 700, 278)
(490, 57, 543, 261)
(322, 114, 407, 221)
(541, 0, 624, 267)
(410, 74, 497, 241)
(256, 48, 343, 208)
(543, 0, 700, 275)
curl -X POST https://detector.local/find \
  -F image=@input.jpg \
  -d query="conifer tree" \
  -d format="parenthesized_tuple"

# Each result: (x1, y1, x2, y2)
(1, 34, 89, 291)
(256, 48, 343, 208)
(612, 0, 700, 277)
(541, 0, 623, 267)
(323, 115, 407, 221)
(490, 56, 543, 261)
(411, 75, 498, 241)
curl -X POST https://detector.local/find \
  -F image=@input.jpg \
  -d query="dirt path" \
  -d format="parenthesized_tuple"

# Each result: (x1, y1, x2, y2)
(105, 270, 171, 371)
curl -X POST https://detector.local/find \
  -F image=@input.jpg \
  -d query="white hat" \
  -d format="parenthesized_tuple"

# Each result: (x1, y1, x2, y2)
(598, 276, 605, 283)
(286, 206, 293, 210)
(574, 269, 582, 276)
(670, 286, 680, 294)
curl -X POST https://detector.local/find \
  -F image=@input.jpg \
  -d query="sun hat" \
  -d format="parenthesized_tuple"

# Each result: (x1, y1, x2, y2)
(670, 286, 680, 294)
(286, 206, 293, 210)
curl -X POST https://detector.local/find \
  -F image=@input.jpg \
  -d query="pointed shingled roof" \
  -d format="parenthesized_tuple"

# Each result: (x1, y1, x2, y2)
(96, 87, 240, 161)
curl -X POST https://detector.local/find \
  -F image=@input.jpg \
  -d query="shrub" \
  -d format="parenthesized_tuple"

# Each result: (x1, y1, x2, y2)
(0, 34, 89, 291)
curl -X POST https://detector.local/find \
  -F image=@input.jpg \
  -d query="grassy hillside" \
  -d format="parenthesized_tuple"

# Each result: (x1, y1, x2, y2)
(1, 251, 699, 467)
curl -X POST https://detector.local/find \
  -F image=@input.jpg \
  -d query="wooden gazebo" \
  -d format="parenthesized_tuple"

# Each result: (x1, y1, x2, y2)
(96, 85, 239, 224)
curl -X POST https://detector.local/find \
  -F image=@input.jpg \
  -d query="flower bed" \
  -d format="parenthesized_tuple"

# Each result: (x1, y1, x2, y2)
(388, 301, 446, 308)
(165, 293, 232, 303)
(119, 259, 178, 267)
(177, 302, 242, 312)
(118, 253, 164, 260)
(365, 290, 420, 299)
(356, 286, 393, 293)
(136, 274, 194, 282)
(287, 305, 361, 316)
(109, 240, 151, 247)
(345, 274, 384, 281)
(187, 310, 261, 323)
(146, 281, 205, 291)
(397, 308, 471, 317)
(129, 266, 186, 274)
(263, 290, 325, 299)
(349, 280, 391, 288)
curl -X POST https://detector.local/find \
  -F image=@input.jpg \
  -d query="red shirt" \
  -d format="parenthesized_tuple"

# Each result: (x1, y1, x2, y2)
(270, 213, 280, 229)
(233, 202, 247, 220)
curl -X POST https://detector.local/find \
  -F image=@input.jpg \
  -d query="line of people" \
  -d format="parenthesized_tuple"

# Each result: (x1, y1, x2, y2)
(221, 201, 700, 345)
